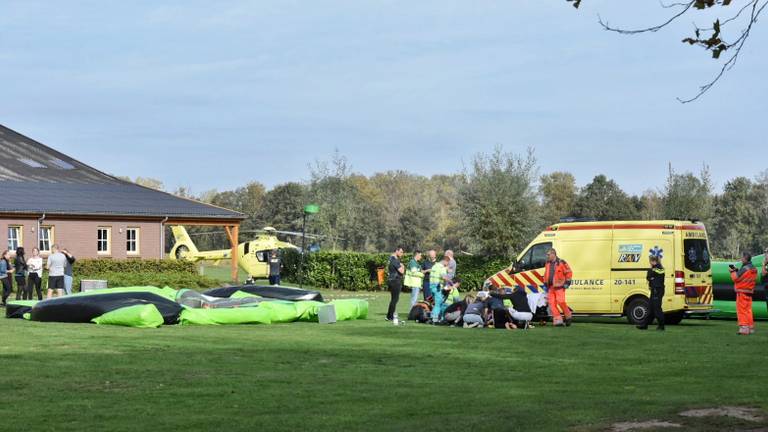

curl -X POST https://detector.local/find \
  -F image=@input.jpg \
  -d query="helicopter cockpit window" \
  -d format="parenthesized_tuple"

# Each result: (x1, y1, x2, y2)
(244, 242, 250, 255)
(256, 251, 269, 263)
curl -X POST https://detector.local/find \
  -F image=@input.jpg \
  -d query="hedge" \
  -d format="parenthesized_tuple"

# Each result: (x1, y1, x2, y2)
(281, 250, 509, 291)
(28, 259, 221, 292)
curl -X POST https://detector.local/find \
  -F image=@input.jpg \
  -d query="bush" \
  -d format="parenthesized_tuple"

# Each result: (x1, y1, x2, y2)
(29, 259, 221, 292)
(281, 250, 509, 291)
(74, 259, 198, 275)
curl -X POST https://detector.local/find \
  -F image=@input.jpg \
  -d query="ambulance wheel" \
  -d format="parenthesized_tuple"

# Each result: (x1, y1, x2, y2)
(626, 298, 650, 325)
(664, 311, 684, 325)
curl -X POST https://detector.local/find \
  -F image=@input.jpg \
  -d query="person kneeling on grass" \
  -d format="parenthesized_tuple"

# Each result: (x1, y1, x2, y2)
(463, 292, 489, 328)
(443, 293, 472, 326)
(490, 286, 534, 330)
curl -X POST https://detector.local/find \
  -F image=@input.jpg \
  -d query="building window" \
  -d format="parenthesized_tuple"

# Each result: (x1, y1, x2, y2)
(7, 226, 22, 252)
(97, 227, 111, 254)
(39, 226, 53, 252)
(126, 228, 139, 255)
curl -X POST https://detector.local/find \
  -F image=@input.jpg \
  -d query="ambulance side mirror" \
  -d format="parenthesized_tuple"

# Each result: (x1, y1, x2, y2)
(512, 261, 522, 273)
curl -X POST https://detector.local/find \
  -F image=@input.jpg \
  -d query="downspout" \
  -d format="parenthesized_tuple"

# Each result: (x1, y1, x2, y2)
(160, 216, 169, 259)
(37, 213, 46, 250)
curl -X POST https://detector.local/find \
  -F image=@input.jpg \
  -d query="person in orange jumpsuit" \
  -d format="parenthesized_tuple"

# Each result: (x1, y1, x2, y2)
(543, 248, 574, 327)
(730, 252, 757, 336)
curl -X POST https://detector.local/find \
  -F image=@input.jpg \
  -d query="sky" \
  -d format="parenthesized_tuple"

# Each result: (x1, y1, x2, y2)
(0, 0, 765, 195)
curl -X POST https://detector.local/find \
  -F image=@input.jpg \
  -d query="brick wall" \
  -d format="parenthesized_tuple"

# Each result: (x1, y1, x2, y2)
(0, 217, 163, 259)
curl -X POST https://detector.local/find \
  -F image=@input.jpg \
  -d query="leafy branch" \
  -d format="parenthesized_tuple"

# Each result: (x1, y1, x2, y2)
(569, 0, 767, 103)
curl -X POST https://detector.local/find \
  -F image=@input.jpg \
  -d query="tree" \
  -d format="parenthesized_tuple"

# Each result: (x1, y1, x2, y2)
(710, 177, 759, 258)
(573, 175, 640, 220)
(134, 177, 165, 191)
(567, 0, 766, 102)
(662, 166, 713, 221)
(459, 146, 540, 257)
(639, 190, 664, 221)
(539, 172, 578, 225)
(259, 182, 308, 233)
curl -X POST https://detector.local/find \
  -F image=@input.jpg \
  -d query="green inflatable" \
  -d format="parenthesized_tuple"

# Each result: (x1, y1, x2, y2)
(91, 304, 165, 328)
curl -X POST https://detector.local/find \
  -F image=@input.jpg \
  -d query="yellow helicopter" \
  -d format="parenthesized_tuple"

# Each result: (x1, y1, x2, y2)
(169, 226, 305, 279)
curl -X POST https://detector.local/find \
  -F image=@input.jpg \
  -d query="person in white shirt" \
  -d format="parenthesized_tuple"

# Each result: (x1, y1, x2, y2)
(46, 244, 67, 299)
(27, 248, 44, 300)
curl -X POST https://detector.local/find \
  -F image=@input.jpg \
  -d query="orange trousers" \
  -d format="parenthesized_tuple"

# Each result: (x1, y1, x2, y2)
(548, 288, 572, 321)
(736, 292, 754, 328)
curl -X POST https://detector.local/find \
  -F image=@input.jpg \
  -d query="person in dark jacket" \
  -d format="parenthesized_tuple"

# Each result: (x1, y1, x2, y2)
(13, 247, 28, 300)
(0, 250, 13, 305)
(491, 286, 534, 329)
(386, 247, 405, 321)
(421, 250, 436, 301)
(638, 255, 665, 331)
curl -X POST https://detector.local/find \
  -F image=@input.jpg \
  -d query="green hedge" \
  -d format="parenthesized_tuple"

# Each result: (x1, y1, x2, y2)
(281, 250, 509, 291)
(25, 259, 220, 292)
(73, 259, 198, 275)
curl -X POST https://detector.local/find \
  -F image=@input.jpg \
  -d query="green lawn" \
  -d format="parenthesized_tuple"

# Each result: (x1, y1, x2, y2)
(2, 288, 767, 431)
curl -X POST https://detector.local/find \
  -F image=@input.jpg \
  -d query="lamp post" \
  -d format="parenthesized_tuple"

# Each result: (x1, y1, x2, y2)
(300, 204, 319, 288)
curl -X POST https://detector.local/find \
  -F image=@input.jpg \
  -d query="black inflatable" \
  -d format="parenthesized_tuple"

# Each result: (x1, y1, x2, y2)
(203, 285, 324, 302)
(30, 292, 183, 324)
(6, 303, 33, 319)
(714, 284, 767, 302)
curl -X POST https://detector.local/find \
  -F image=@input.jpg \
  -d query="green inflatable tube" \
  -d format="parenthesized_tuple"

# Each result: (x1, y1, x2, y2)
(713, 300, 768, 320)
(712, 255, 766, 285)
(91, 304, 165, 328)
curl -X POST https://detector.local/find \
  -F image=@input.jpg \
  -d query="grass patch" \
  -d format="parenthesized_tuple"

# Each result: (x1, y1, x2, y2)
(2, 289, 766, 431)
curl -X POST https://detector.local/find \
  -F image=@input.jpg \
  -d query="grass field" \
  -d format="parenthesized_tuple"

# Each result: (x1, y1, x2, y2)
(2, 287, 767, 431)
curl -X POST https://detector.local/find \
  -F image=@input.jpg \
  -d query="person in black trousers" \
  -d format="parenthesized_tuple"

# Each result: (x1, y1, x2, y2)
(638, 255, 665, 331)
(386, 247, 405, 321)
(14, 247, 27, 300)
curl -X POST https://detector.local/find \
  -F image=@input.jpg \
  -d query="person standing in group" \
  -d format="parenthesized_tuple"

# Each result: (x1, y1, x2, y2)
(444, 250, 457, 285)
(46, 244, 67, 299)
(637, 254, 665, 331)
(268, 250, 281, 286)
(544, 248, 573, 327)
(61, 248, 76, 295)
(405, 250, 425, 308)
(0, 250, 13, 306)
(386, 247, 405, 321)
(421, 250, 437, 301)
(27, 248, 44, 300)
(429, 255, 450, 323)
(730, 252, 757, 336)
(14, 247, 28, 301)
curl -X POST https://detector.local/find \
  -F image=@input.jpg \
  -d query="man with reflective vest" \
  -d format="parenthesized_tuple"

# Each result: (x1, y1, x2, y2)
(405, 251, 425, 308)
(543, 248, 573, 327)
(429, 256, 449, 323)
(730, 252, 757, 336)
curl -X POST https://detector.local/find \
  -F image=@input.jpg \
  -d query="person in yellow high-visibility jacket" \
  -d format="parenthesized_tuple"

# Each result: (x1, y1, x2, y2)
(405, 251, 425, 308)
(429, 256, 449, 323)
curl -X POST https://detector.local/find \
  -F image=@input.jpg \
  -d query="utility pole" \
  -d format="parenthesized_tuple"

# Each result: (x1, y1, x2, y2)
(300, 204, 319, 288)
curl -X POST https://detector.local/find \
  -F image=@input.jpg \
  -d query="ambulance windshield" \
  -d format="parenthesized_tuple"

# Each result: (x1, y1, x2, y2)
(684, 239, 711, 272)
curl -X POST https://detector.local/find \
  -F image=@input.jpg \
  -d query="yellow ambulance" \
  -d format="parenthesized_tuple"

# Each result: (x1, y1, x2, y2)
(485, 220, 714, 324)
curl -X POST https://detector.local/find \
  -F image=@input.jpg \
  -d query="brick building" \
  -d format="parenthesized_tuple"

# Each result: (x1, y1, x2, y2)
(0, 125, 244, 269)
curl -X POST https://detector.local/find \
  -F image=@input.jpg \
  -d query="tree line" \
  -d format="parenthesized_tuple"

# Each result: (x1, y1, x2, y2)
(123, 147, 768, 260)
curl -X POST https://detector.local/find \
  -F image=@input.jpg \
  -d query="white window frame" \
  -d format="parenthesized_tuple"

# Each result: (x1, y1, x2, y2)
(97, 227, 111, 255)
(39, 226, 53, 253)
(7, 226, 22, 252)
(126, 227, 140, 255)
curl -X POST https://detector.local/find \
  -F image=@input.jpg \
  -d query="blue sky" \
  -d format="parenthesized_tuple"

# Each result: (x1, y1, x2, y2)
(1, 0, 765, 195)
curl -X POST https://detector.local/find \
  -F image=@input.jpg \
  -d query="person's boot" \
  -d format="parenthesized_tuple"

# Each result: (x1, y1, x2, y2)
(565, 317, 573, 327)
